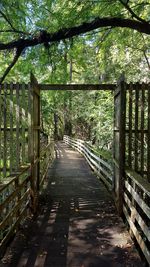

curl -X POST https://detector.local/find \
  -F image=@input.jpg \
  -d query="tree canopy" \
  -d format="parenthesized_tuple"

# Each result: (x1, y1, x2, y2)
(0, 0, 150, 83)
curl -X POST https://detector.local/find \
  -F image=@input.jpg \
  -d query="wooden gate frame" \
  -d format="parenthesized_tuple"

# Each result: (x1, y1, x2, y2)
(34, 79, 127, 214)
(113, 75, 126, 215)
(30, 73, 40, 211)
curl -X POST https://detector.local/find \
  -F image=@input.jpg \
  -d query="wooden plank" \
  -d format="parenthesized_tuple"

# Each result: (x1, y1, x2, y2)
(0, 189, 30, 230)
(123, 205, 150, 265)
(18, 84, 22, 166)
(28, 83, 32, 162)
(125, 168, 150, 196)
(21, 83, 26, 163)
(83, 147, 112, 177)
(0, 84, 2, 179)
(125, 180, 150, 218)
(40, 84, 116, 91)
(113, 75, 126, 215)
(124, 192, 150, 241)
(31, 73, 40, 190)
(70, 139, 112, 170)
(16, 83, 20, 169)
(10, 83, 13, 173)
(0, 165, 30, 193)
(3, 83, 7, 178)
(29, 74, 40, 211)
(134, 84, 139, 171)
(0, 127, 28, 131)
(65, 136, 112, 181)
(84, 153, 112, 189)
(140, 84, 145, 176)
(0, 203, 29, 257)
(0, 176, 30, 211)
(147, 86, 150, 182)
(0, 83, 149, 91)
(128, 84, 133, 167)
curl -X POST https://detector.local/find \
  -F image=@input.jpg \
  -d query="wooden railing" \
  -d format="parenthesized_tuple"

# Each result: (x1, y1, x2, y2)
(0, 141, 54, 257)
(0, 166, 30, 256)
(64, 135, 150, 265)
(123, 169, 150, 264)
(40, 141, 54, 187)
(63, 135, 113, 189)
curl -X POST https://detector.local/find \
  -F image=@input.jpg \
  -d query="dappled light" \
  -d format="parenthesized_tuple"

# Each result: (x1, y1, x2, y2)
(0, 143, 144, 267)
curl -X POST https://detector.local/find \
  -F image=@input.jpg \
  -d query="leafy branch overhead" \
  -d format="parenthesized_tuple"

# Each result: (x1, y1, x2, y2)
(0, 0, 150, 82)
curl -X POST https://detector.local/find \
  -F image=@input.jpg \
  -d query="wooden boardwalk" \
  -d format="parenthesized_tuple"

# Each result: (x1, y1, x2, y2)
(0, 142, 144, 267)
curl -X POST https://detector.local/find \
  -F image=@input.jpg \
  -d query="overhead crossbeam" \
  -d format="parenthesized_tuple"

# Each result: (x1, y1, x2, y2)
(39, 84, 116, 91)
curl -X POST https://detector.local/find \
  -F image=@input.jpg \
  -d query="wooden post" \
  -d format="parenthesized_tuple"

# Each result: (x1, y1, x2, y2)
(0, 84, 2, 179)
(147, 86, 150, 182)
(30, 73, 40, 212)
(113, 74, 126, 215)
(3, 83, 7, 178)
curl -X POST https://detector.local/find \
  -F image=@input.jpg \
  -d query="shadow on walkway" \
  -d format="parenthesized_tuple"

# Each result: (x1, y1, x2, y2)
(0, 142, 144, 267)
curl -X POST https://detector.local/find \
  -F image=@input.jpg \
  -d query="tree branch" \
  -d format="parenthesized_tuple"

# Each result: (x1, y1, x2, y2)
(0, 10, 16, 31)
(0, 10, 30, 35)
(119, 0, 147, 23)
(0, 48, 23, 84)
(0, 16, 150, 82)
(0, 17, 150, 52)
(143, 50, 150, 70)
(0, 29, 30, 35)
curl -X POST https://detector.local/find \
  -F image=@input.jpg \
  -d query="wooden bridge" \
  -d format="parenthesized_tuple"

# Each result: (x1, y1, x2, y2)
(0, 141, 145, 267)
(0, 75, 150, 266)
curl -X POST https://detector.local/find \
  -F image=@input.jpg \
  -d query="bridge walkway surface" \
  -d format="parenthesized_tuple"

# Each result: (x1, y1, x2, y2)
(0, 142, 144, 267)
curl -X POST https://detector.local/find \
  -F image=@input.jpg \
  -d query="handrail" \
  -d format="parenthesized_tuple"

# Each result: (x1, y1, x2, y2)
(0, 165, 30, 194)
(124, 169, 150, 265)
(63, 135, 113, 189)
(0, 140, 54, 257)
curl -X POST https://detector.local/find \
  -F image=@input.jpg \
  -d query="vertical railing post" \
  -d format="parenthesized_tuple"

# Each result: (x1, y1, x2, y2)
(113, 74, 126, 215)
(30, 73, 40, 212)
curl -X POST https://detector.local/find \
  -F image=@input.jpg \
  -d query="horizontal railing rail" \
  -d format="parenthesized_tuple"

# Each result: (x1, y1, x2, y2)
(40, 141, 55, 188)
(123, 169, 150, 264)
(0, 140, 54, 257)
(64, 135, 150, 265)
(63, 135, 113, 189)
(0, 165, 30, 255)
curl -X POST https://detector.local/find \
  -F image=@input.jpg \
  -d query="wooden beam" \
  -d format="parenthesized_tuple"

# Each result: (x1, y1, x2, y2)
(0, 83, 149, 91)
(39, 84, 116, 91)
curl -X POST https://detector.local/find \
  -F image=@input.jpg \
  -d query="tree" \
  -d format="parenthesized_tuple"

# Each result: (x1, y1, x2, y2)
(0, 0, 150, 82)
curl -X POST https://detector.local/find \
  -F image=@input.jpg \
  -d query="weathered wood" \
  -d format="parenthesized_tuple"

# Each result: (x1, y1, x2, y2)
(0, 165, 30, 193)
(3, 83, 7, 178)
(40, 83, 116, 91)
(1, 82, 149, 91)
(63, 135, 113, 188)
(147, 86, 150, 182)
(125, 180, 150, 218)
(16, 83, 20, 169)
(0, 176, 30, 211)
(9, 83, 13, 173)
(124, 192, 150, 241)
(113, 75, 126, 215)
(128, 84, 133, 167)
(123, 205, 150, 264)
(0, 205, 29, 258)
(30, 73, 40, 211)
(134, 84, 139, 171)
(21, 83, 26, 163)
(0, 84, 2, 177)
(28, 83, 32, 162)
(0, 189, 30, 230)
(140, 84, 145, 176)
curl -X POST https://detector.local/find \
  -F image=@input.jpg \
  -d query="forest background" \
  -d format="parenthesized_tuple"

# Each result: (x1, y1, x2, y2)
(0, 0, 149, 154)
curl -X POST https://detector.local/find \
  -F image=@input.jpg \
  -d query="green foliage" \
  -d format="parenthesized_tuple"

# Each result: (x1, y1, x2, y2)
(0, 0, 149, 158)
(0, 0, 149, 83)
